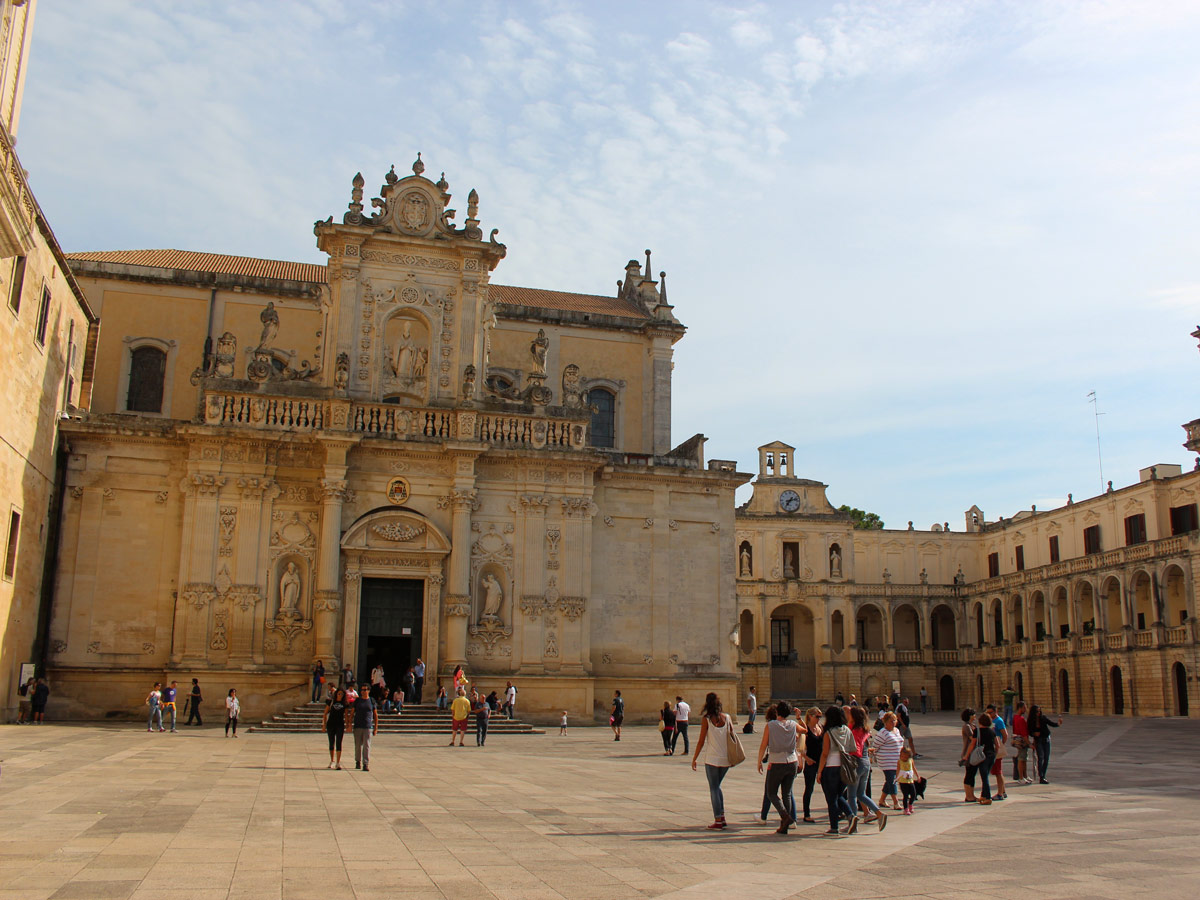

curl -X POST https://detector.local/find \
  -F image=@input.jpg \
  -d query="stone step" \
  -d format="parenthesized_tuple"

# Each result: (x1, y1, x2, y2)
(248, 701, 543, 734)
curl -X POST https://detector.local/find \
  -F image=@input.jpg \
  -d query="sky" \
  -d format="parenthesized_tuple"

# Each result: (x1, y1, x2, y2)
(17, 0, 1200, 529)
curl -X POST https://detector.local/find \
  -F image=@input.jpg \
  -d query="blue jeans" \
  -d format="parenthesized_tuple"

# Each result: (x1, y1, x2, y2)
(821, 767, 851, 830)
(147, 706, 162, 730)
(164, 703, 176, 730)
(312, 679, 323, 702)
(705, 765, 728, 819)
(855, 757, 880, 814)
(882, 768, 898, 797)
(476, 716, 488, 746)
(966, 754, 996, 799)
(1036, 740, 1051, 780)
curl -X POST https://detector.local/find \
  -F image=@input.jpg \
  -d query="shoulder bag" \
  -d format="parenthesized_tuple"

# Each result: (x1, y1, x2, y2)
(723, 715, 746, 767)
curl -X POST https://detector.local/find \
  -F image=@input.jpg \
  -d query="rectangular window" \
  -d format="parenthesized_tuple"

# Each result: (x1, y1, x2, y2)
(1171, 503, 1199, 535)
(1048, 535, 1060, 563)
(1124, 513, 1147, 546)
(1083, 524, 1102, 554)
(34, 284, 51, 345)
(1137, 612, 1146, 631)
(770, 619, 792, 665)
(987, 552, 999, 578)
(3, 511, 18, 579)
(1015, 545, 1025, 571)
(8, 255, 25, 313)
(1015, 623, 1025, 642)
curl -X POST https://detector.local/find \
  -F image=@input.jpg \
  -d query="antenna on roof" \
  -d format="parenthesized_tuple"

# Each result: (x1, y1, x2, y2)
(1087, 390, 1105, 495)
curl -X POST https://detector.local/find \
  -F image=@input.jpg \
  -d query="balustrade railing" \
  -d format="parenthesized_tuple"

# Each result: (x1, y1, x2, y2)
(1079, 635, 1096, 652)
(933, 649, 959, 663)
(1105, 633, 1124, 650)
(858, 649, 885, 663)
(895, 650, 921, 663)
(1165, 626, 1188, 645)
(1053, 639, 1070, 654)
(1134, 631, 1153, 648)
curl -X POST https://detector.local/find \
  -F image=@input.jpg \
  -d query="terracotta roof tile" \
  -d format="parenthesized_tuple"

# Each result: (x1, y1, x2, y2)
(65, 249, 650, 319)
(66, 249, 328, 284)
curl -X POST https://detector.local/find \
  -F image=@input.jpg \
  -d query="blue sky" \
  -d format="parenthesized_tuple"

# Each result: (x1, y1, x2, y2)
(17, 1, 1200, 529)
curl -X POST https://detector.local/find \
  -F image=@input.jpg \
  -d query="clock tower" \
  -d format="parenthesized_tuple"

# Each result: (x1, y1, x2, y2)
(741, 441, 841, 517)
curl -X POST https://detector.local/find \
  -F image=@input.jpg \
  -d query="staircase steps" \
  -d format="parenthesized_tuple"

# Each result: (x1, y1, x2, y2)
(248, 702, 544, 734)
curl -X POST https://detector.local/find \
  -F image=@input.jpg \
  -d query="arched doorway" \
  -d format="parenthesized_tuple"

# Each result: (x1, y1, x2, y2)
(1059, 669, 1071, 712)
(1164, 566, 1187, 626)
(770, 603, 816, 698)
(939, 674, 955, 710)
(1173, 662, 1189, 716)
(930, 604, 956, 649)
(855, 603, 884, 650)
(1110, 666, 1124, 715)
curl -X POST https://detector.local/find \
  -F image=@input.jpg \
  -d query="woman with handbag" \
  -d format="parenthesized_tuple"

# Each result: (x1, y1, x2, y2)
(959, 707, 978, 802)
(691, 692, 742, 830)
(659, 701, 677, 755)
(961, 711, 1001, 804)
(755, 700, 798, 834)
(816, 705, 860, 836)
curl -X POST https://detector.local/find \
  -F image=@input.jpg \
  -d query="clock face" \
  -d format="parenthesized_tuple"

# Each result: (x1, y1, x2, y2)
(779, 490, 801, 513)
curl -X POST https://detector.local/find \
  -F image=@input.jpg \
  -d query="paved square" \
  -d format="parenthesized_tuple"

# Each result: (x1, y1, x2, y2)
(1, 713, 1196, 900)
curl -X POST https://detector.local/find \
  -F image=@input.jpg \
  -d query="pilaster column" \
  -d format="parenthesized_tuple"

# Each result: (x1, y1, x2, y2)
(425, 572, 443, 678)
(180, 472, 225, 662)
(441, 488, 477, 669)
(314, 476, 347, 664)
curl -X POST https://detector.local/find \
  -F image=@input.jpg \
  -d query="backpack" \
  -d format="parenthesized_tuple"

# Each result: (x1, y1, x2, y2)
(830, 729, 859, 785)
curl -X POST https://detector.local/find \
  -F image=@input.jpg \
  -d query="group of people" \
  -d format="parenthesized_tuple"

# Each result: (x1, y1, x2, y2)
(320, 682, 379, 770)
(15, 675, 50, 724)
(143, 679, 213, 732)
(311, 658, 427, 708)
(959, 700, 1063, 803)
(686, 692, 924, 835)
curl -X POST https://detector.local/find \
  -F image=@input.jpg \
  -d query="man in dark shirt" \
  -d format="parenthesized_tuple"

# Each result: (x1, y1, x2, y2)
(162, 681, 179, 732)
(186, 678, 203, 726)
(311, 660, 325, 702)
(352, 683, 378, 772)
(611, 690, 624, 742)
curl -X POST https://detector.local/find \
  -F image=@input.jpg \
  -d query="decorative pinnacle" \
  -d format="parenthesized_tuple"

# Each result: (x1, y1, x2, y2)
(659, 271, 667, 304)
(644, 249, 652, 280)
(412, 152, 425, 176)
(436, 172, 449, 192)
(467, 189, 479, 220)
(384, 164, 398, 185)
(352, 172, 364, 189)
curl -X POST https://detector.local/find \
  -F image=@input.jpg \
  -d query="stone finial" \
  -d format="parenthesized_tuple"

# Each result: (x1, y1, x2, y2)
(346, 172, 365, 222)
(385, 164, 398, 185)
(437, 172, 449, 192)
(467, 189, 479, 220)
(659, 271, 667, 304)
(644, 249, 652, 281)
(412, 152, 425, 176)
(1192, 325, 1200, 353)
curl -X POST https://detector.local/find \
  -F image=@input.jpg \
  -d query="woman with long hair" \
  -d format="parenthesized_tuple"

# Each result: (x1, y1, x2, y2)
(850, 706, 885, 829)
(322, 688, 348, 770)
(816, 705, 859, 836)
(452, 665, 468, 694)
(961, 711, 1001, 803)
(225, 688, 240, 738)
(659, 700, 677, 755)
(1026, 704, 1062, 784)
(799, 707, 823, 823)
(960, 707, 978, 802)
(755, 700, 798, 834)
(691, 692, 735, 830)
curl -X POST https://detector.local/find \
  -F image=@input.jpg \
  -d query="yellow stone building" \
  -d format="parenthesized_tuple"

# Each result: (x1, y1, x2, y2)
(0, 0, 96, 720)
(49, 158, 747, 722)
(736, 444, 1198, 717)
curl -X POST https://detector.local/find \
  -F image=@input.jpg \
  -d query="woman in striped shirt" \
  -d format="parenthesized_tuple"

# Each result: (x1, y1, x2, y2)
(871, 712, 905, 811)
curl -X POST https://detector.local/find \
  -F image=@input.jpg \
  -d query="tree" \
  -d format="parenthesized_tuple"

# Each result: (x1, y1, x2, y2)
(838, 505, 884, 530)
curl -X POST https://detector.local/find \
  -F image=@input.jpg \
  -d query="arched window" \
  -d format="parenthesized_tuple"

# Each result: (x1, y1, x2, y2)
(127, 346, 166, 413)
(587, 387, 615, 449)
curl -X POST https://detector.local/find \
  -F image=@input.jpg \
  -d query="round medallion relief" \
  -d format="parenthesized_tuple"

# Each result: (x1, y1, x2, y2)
(385, 476, 411, 505)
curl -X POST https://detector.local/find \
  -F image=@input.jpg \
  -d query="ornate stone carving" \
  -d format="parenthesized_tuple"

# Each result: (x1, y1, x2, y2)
(320, 478, 349, 502)
(437, 489, 479, 511)
(142, 642, 155, 654)
(546, 528, 560, 570)
(155, 491, 169, 504)
(510, 494, 551, 513)
(371, 522, 426, 542)
(545, 629, 559, 659)
(643, 518, 654, 529)
(344, 570, 361, 583)
(218, 506, 237, 557)
(50, 639, 67, 653)
(182, 582, 217, 610)
(561, 364, 584, 408)
(558, 596, 586, 621)
(603, 515, 614, 527)
(69, 486, 84, 499)
(643, 655, 653, 665)
(334, 352, 350, 392)
(270, 512, 317, 561)
(444, 596, 472, 617)
(314, 590, 340, 612)
(561, 497, 592, 517)
(669, 520, 679, 531)
(229, 585, 260, 613)
(266, 610, 312, 653)
(519, 594, 549, 620)
(103, 488, 115, 500)
(189, 474, 225, 497)
(711, 522, 721, 533)
(210, 611, 229, 650)
(87, 641, 101, 653)
(461, 364, 476, 402)
(480, 573, 504, 623)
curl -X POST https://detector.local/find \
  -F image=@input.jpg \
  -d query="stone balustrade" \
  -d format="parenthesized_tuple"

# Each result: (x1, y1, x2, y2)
(202, 388, 588, 450)
(895, 649, 921, 663)
(1135, 631, 1153, 648)
(1165, 625, 1188, 644)
(858, 649, 885, 663)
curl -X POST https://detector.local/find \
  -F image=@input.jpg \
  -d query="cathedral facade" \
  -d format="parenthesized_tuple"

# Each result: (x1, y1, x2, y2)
(48, 158, 746, 722)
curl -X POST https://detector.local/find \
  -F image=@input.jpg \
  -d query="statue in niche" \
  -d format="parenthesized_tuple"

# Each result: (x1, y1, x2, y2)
(830, 546, 842, 578)
(413, 347, 428, 378)
(739, 546, 752, 577)
(783, 547, 796, 578)
(257, 302, 279, 350)
(480, 573, 504, 621)
(530, 329, 549, 377)
(279, 562, 301, 614)
(919, 568, 929, 584)
(393, 322, 417, 380)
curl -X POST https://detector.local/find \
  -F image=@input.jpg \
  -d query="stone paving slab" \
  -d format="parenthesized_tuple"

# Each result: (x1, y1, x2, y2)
(1, 713, 1198, 899)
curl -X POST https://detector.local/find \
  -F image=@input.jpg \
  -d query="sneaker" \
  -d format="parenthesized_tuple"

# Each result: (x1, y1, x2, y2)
(706, 820, 726, 830)
(846, 816, 859, 835)
(877, 812, 887, 832)
(362, 766, 368, 772)
(994, 794, 1006, 801)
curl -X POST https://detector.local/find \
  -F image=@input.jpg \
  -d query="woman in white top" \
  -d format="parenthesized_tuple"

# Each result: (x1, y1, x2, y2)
(872, 712, 905, 810)
(816, 705, 859, 836)
(225, 688, 240, 738)
(690, 692, 734, 830)
(755, 700, 799, 834)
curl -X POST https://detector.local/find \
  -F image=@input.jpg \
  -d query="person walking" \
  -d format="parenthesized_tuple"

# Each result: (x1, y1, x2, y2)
(800, 706, 823, 823)
(225, 689, 240, 737)
(413, 658, 426, 703)
(659, 700, 677, 755)
(160, 681, 179, 732)
(352, 683, 378, 771)
(559, 710, 568, 735)
(473, 688, 491, 747)
(185, 678, 203, 726)
(897, 747, 920, 814)
(755, 700, 798, 834)
(146, 682, 164, 732)
(961, 711, 1000, 804)
(919, 685, 928, 714)
(897, 697, 919, 757)
(505, 681, 517, 719)
(311, 660, 325, 702)
(746, 686, 758, 733)
(849, 707, 885, 827)
(16, 675, 34, 724)
(871, 712, 903, 817)
(690, 692, 736, 830)
(672, 696, 691, 755)
(611, 690, 624, 741)
(449, 686, 471, 747)
(816, 705, 858, 836)
(322, 688, 348, 769)
(1027, 704, 1062, 784)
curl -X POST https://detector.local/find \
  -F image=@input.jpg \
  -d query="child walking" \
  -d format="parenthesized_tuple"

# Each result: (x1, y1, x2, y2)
(559, 710, 568, 735)
(897, 746, 919, 815)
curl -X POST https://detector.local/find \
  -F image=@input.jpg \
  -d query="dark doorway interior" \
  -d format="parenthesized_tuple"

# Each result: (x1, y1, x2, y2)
(1059, 669, 1071, 712)
(939, 674, 955, 711)
(358, 578, 423, 692)
(1173, 662, 1189, 717)
(1111, 666, 1124, 715)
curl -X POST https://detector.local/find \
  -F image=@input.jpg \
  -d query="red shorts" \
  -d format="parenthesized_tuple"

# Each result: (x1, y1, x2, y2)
(990, 757, 1003, 776)
(452, 718, 468, 734)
